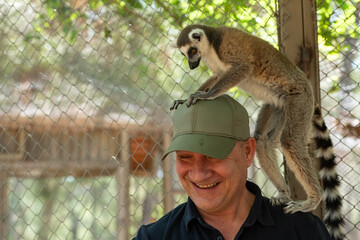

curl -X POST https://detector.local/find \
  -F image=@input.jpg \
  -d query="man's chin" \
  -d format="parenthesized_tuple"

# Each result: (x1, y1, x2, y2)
(191, 195, 223, 212)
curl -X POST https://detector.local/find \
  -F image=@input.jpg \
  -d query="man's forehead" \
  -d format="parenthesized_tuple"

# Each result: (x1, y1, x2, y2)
(175, 151, 216, 159)
(176, 150, 196, 155)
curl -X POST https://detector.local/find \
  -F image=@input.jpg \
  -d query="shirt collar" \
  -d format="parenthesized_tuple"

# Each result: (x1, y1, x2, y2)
(243, 181, 275, 227)
(183, 197, 201, 231)
(183, 181, 275, 231)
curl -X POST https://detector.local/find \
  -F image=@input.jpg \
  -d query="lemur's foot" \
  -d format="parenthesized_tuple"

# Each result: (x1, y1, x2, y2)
(284, 197, 321, 214)
(186, 91, 209, 107)
(284, 201, 312, 214)
(270, 194, 292, 207)
(170, 99, 186, 110)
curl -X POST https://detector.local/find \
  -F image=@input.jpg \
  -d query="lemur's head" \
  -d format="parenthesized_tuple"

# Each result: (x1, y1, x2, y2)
(174, 25, 209, 70)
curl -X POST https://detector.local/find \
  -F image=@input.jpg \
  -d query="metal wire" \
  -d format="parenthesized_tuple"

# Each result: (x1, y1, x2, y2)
(0, 0, 358, 239)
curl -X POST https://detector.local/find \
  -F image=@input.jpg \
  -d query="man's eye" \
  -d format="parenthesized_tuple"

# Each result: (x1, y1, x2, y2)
(176, 153, 193, 161)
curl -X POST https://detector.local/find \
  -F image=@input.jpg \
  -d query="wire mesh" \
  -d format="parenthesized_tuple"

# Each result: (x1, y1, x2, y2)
(317, 1, 360, 239)
(0, 0, 358, 239)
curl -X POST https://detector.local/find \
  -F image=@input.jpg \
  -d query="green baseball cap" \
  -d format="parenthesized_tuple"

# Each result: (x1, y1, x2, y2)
(162, 94, 250, 160)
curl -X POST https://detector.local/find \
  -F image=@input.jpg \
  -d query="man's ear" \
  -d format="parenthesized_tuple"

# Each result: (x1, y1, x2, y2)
(244, 138, 256, 167)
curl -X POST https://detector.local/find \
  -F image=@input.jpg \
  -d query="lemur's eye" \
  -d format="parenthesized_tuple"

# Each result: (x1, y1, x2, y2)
(188, 47, 198, 56)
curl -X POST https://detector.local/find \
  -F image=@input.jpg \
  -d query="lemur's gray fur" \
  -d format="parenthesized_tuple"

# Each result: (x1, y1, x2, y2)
(171, 25, 343, 240)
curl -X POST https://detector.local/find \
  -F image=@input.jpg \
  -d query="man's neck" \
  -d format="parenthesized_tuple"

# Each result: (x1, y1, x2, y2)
(198, 189, 255, 240)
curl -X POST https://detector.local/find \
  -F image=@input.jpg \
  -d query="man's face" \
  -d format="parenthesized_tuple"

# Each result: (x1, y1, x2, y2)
(175, 139, 255, 215)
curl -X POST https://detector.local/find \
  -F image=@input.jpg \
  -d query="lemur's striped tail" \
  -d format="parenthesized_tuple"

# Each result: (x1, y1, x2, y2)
(312, 107, 344, 240)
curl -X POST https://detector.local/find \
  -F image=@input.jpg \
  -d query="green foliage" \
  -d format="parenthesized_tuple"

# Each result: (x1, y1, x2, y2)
(44, 0, 80, 43)
(317, 0, 360, 50)
(35, 0, 276, 43)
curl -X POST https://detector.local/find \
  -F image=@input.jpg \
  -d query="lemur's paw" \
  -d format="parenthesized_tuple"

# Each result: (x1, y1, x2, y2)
(170, 99, 186, 110)
(270, 195, 291, 206)
(186, 91, 209, 107)
(186, 91, 214, 107)
(283, 200, 318, 214)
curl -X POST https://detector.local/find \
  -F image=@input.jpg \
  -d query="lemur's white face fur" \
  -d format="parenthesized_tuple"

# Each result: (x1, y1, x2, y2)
(179, 29, 209, 70)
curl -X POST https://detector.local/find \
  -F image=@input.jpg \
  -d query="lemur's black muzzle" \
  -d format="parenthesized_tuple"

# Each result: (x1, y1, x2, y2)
(189, 59, 200, 69)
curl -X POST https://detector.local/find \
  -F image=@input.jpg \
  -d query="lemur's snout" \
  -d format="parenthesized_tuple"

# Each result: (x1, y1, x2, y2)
(189, 59, 200, 69)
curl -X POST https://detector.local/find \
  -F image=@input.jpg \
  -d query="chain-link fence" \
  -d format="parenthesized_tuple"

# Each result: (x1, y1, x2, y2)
(0, 0, 359, 239)
(317, 1, 360, 239)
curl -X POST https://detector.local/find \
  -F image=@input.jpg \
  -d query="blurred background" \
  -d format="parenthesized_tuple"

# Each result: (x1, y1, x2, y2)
(0, 0, 359, 239)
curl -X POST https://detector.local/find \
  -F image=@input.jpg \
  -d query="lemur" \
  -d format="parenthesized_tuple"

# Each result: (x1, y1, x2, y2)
(171, 25, 343, 240)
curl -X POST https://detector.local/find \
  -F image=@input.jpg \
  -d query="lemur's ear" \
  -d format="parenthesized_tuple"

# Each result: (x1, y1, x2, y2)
(192, 32, 201, 41)
(189, 29, 203, 42)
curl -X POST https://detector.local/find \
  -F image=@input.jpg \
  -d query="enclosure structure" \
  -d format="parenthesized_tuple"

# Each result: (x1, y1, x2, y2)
(0, 107, 174, 239)
(0, 0, 359, 239)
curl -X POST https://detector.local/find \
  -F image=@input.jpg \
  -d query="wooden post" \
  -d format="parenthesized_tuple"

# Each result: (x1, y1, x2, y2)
(0, 167, 8, 239)
(116, 130, 130, 240)
(162, 132, 173, 213)
(277, 0, 323, 218)
(277, 0, 321, 103)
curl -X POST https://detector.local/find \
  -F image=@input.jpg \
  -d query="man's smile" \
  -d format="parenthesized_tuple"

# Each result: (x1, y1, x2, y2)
(193, 182, 220, 189)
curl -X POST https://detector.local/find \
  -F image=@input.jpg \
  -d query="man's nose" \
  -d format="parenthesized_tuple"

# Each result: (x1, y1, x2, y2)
(188, 156, 211, 180)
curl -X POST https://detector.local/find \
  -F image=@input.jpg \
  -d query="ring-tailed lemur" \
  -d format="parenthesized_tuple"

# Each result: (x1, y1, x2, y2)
(171, 24, 343, 240)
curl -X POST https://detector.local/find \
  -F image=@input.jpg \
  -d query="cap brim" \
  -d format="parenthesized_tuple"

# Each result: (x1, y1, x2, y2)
(162, 133, 237, 160)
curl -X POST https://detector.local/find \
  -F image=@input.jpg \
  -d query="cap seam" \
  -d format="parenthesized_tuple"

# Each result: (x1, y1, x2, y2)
(192, 103, 198, 132)
(223, 96, 236, 135)
(173, 131, 242, 140)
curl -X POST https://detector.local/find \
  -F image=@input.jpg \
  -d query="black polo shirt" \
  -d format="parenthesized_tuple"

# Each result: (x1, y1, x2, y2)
(133, 181, 330, 240)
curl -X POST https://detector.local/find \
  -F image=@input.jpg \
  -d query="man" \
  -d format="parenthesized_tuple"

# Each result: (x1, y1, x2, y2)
(133, 94, 330, 240)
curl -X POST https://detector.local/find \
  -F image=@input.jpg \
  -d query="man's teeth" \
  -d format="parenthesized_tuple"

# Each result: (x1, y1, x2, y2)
(196, 183, 218, 189)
